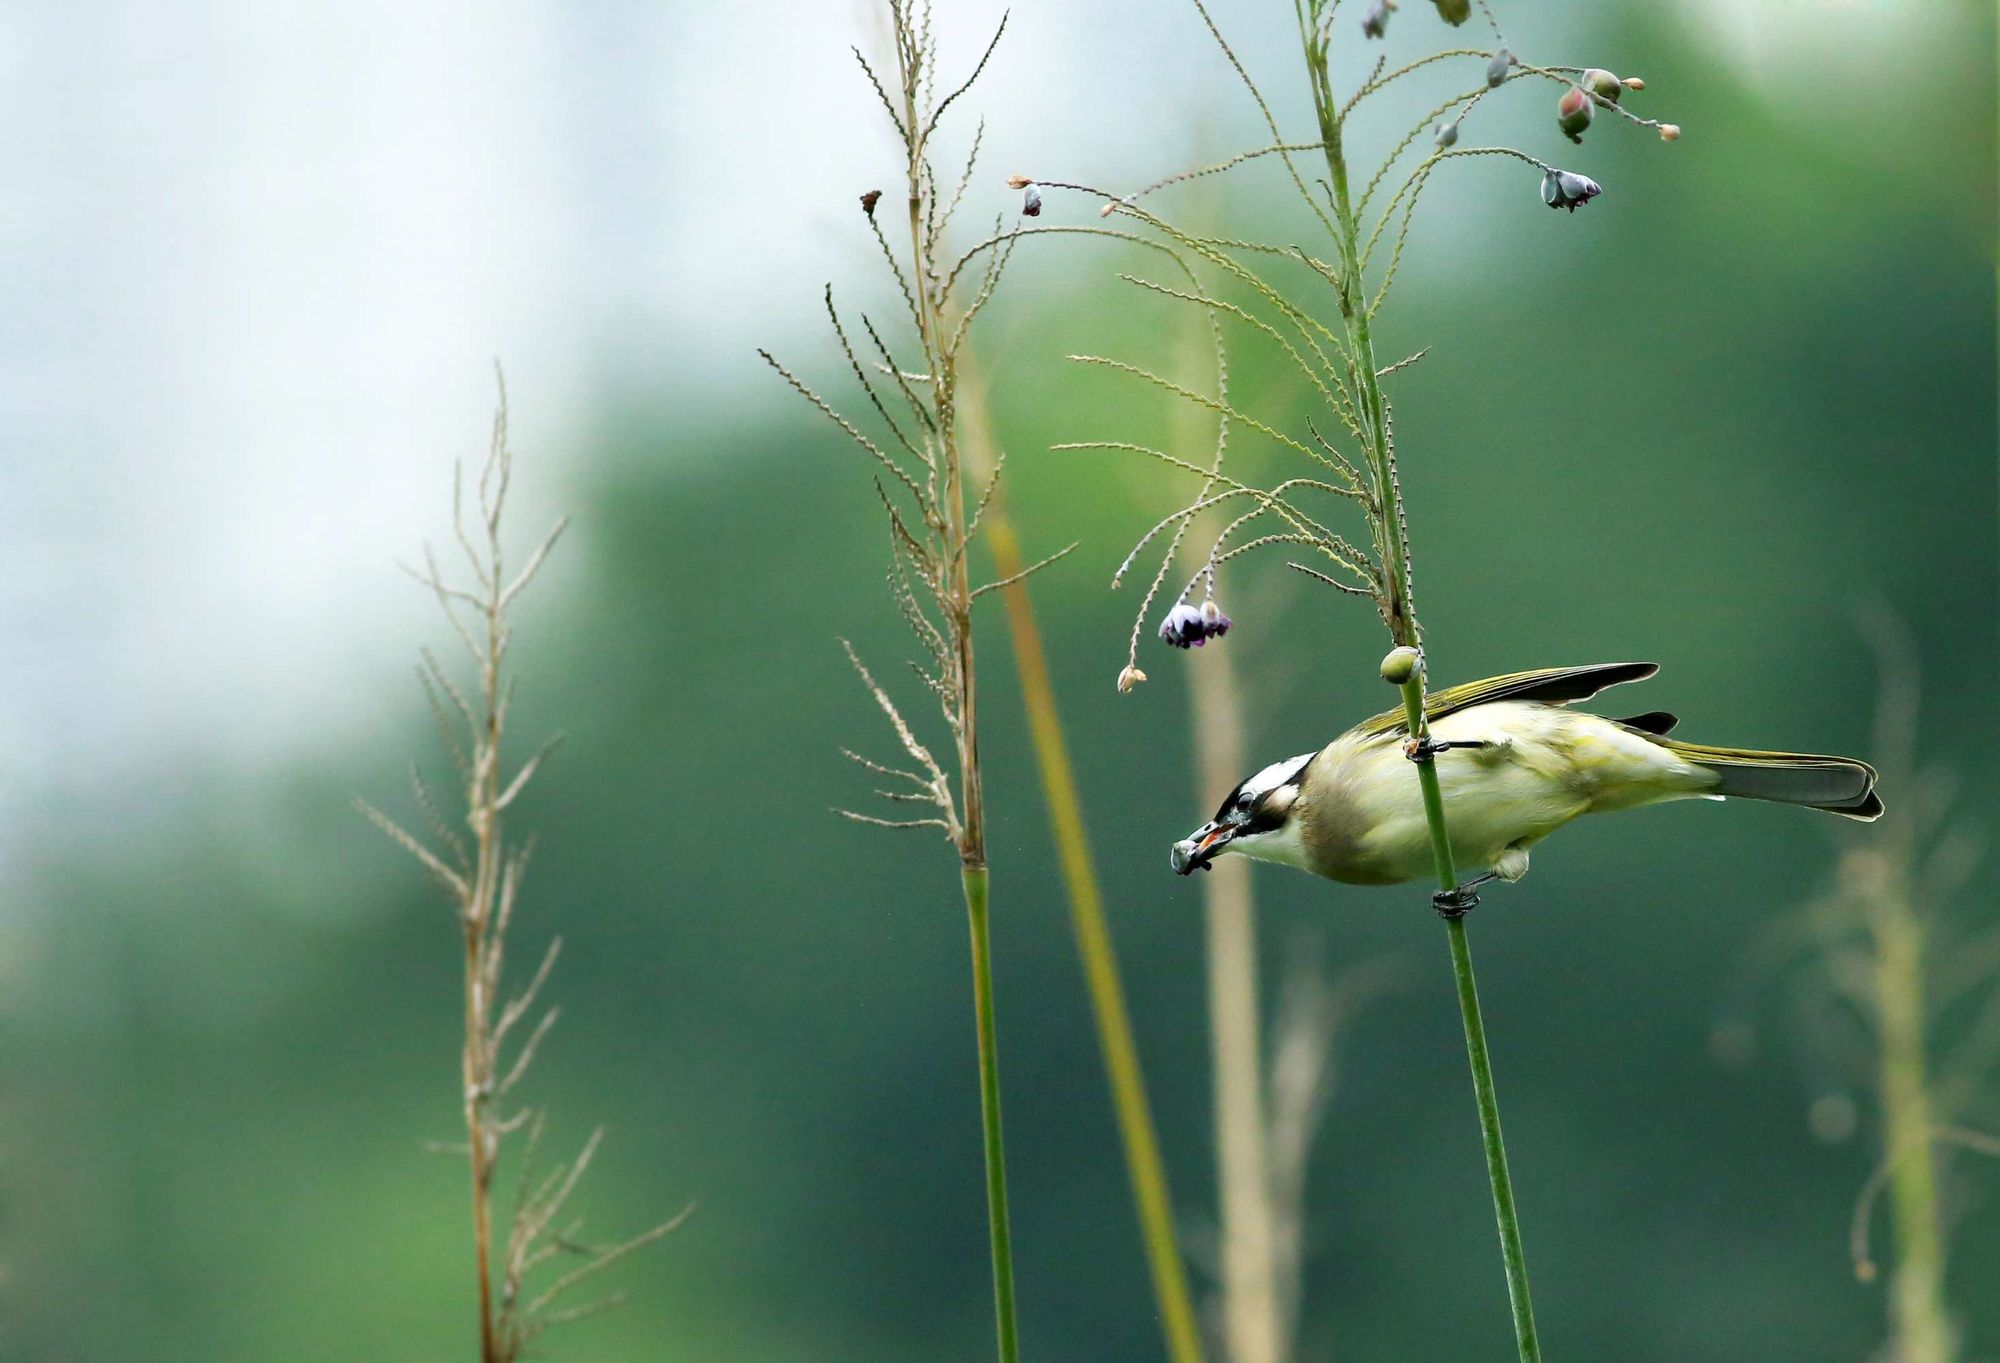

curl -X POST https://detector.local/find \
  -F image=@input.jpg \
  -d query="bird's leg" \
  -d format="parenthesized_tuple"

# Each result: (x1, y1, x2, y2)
(1432, 871, 1498, 918)
(1404, 735, 1492, 763)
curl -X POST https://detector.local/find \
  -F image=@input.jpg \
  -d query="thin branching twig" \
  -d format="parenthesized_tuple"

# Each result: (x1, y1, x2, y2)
(362, 373, 679, 1361)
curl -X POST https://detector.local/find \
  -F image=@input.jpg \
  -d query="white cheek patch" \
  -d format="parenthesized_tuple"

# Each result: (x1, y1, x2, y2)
(1230, 819, 1313, 872)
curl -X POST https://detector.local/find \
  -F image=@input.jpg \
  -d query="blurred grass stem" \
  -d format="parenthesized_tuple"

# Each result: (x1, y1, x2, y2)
(1192, 640, 1282, 1363)
(1872, 891, 1950, 1363)
(963, 372, 1206, 1363)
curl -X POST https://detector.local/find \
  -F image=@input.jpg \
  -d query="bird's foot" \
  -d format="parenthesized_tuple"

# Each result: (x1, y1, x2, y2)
(1432, 885, 1481, 918)
(1404, 736, 1491, 763)
(1432, 871, 1498, 919)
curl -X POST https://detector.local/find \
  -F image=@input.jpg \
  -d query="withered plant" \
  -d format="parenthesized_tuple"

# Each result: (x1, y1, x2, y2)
(360, 376, 682, 1362)
(1716, 610, 1995, 1363)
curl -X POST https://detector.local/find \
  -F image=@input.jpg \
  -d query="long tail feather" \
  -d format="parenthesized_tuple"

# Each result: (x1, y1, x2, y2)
(1666, 740, 1883, 822)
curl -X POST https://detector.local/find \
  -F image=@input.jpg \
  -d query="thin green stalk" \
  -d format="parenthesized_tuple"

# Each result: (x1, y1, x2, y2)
(981, 500, 1207, 1363)
(960, 864, 1022, 1363)
(1444, 916, 1538, 1358)
(1394, 673, 1539, 1359)
(1297, 12, 1543, 1354)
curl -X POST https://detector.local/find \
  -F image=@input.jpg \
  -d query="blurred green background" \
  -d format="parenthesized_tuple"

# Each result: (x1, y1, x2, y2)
(7, 1, 1997, 1360)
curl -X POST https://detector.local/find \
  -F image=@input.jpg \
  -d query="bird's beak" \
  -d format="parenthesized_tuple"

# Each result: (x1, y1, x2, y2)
(1170, 820, 1236, 875)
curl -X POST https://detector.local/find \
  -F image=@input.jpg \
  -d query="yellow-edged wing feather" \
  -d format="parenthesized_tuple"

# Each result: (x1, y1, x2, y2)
(1352, 661, 1659, 738)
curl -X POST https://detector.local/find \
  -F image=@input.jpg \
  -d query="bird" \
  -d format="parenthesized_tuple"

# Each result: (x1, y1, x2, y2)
(1170, 662, 1881, 905)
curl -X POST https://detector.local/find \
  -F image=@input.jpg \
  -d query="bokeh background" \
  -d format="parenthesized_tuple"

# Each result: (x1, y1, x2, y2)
(6, 1, 1996, 1359)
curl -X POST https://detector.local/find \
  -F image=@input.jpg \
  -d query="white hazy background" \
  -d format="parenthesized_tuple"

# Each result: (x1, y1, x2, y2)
(0, 0, 1959, 843)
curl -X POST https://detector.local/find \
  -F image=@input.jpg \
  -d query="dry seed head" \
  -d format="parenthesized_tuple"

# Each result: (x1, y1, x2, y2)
(1659, 123, 1681, 142)
(1623, 76, 1646, 91)
(1116, 664, 1148, 693)
(859, 188, 883, 216)
(1005, 174, 1033, 190)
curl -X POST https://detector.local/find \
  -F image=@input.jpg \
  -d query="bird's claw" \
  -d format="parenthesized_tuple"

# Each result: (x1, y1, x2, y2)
(1432, 885, 1481, 918)
(1405, 735, 1490, 763)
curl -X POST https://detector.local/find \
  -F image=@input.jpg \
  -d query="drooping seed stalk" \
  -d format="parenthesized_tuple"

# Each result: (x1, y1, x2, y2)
(1301, 18, 1542, 1361)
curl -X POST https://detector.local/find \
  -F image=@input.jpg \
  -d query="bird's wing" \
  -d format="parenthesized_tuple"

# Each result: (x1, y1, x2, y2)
(1352, 662, 1659, 737)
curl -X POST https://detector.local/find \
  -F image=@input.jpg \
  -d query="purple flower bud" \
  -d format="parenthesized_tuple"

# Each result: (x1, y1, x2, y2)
(1541, 168, 1602, 213)
(1361, 0, 1394, 39)
(1159, 599, 1233, 649)
(1021, 183, 1043, 217)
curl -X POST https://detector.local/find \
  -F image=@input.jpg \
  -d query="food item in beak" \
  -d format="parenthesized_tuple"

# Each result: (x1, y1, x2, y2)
(1171, 823, 1231, 875)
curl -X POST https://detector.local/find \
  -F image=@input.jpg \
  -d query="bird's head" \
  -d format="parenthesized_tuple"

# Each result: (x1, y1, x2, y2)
(1171, 751, 1316, 875)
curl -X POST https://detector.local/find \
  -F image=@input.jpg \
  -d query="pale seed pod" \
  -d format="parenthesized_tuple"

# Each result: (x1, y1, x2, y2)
(1380, 646, 1421, 685)
(1486, 48, 1514, 88)
(1582, 68, 1624, 104)
(1541, 168, 1603, 212)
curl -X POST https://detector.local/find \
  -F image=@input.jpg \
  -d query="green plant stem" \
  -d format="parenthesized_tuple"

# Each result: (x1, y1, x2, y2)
(1297, 14, 1543, 1355)
(1444, 920, 1541, 1362)
(1394, 674, 1539, 1361)
(960, 864, 1022, 1363)
(982, 503, 1207, 1363)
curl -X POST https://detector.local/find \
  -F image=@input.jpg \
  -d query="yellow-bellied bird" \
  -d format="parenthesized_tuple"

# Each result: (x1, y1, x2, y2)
(1171, 663, 1880, 902)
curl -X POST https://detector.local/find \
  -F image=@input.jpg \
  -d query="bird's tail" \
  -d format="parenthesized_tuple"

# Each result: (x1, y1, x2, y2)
(1665, 740, 1883, 821)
